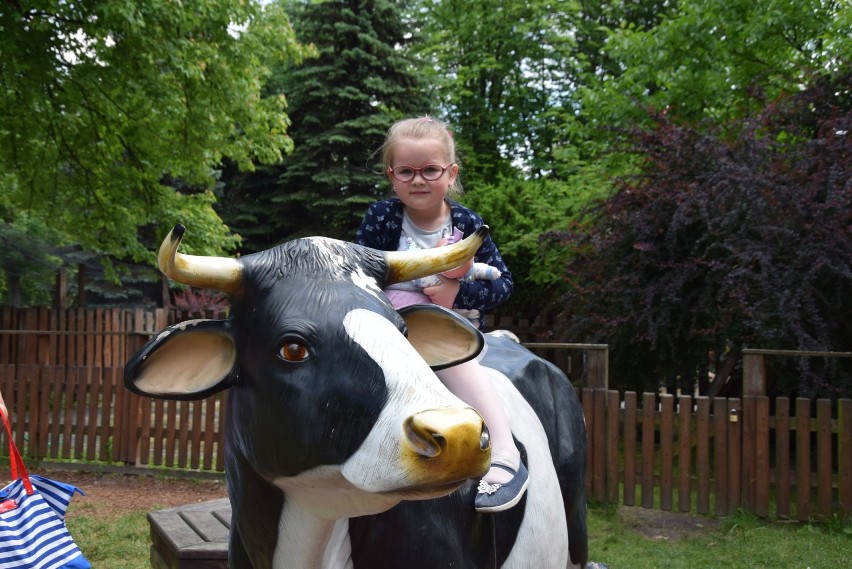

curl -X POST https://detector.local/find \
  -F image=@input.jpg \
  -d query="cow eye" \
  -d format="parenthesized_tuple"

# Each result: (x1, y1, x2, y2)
(279, 341, 309, 362)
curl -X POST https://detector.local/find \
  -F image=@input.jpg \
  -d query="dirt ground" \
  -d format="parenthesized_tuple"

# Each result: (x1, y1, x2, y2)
(616, 506, 720, 541)
(0, 467, 228, 521)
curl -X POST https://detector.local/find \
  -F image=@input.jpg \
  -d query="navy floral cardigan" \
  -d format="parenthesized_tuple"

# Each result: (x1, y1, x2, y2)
(355, 198, 513, 319)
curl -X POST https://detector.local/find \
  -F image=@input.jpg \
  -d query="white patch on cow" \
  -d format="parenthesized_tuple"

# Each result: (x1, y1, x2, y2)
(272, 492, 354, 569)
(272, 465, 400, 569)
(486, 369, 575, 569)
(348, 266, 384, 302)
(273, 465, 402, 520)
(340, 308, 466, 491)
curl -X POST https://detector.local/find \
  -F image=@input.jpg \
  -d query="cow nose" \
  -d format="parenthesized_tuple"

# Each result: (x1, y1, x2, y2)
(404, 408, 488, 458)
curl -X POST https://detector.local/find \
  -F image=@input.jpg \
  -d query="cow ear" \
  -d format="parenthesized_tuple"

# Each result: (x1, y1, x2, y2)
(398, 305, 485, 371)
(124, 319, 236, 401)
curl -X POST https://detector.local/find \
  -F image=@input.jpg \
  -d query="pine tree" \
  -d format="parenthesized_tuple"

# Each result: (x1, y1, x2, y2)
(219, 0, 431, 251)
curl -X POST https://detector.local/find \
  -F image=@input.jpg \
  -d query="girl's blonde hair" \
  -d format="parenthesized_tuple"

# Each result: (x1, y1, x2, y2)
(381, 116, 463, 196)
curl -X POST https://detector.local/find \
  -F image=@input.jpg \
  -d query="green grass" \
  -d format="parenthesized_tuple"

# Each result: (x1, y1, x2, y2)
(68, 511, 151, 569)
(64, 498, 851, 569)
(588, 504, 852, 569)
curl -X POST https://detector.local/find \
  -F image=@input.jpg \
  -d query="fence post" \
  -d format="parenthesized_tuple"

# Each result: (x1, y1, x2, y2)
(840, 399, 852, 521)
(742, 351, 766, 396)
(587, 347, 608, 389)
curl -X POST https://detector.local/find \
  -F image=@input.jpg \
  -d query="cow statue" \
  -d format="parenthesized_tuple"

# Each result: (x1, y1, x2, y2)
(125, 225, 588, 569)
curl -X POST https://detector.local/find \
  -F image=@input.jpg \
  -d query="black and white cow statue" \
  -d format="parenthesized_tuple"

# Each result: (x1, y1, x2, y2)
(125, 225, 588, 569)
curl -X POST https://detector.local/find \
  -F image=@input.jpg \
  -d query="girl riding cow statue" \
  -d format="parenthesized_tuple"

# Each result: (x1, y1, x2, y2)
(125, 224, 589, 568)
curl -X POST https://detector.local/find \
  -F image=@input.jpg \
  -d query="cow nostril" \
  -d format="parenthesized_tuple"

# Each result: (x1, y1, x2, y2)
(480, 424, 491, 451)
(404, 416, 444, 458)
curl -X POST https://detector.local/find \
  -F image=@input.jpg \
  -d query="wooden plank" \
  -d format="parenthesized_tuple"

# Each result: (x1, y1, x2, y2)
(775, 397, 791, 518)
(86, 367, 101, 461)
(98, 367, 114, 462)
(191, 400, 203, 470)
(182, 511, 230, 543)
(0, 309, 13, 364)
(696, 397, 710, 515)
(93, 308, 104, 369)
(727, 398, 741, 514)
(48, 366, 64, 459)
(641, 392, 655, 508)
(816, 398, 832, 521)
(56, 309, 67, 368)
(73, 367, 87, 459)
(148, 499, 230, 568)
(742, 396, 756, 511)
(592, 389, 606, 501)
(166, 400, 178, 467)
(36, 307, 50, 366)
(659, 394, 673, 511)
(15, 365, 32, 454)
(36, 366, 51, 458)
(64, 310, 75, 367)
(623, 392, 637, 507)
(139, 397, 152, 467)
(26, 363, 39, 457)
(839, 399, 852, 521)
(102, 309, 114, 370)
(0, 365, 14, 458)
(153, 399, 165, 466)
(178, 400, 191, 469)
(678, 395, 692, 513)
(605, 390, 619, 503)
(75, 308, 86, 368)
(85, 309, 95, 368)
(796, 398, 811, 522)
(203, 397, 216, 471)
(755, 396, 769, 517)
(581, 388, 594, 497)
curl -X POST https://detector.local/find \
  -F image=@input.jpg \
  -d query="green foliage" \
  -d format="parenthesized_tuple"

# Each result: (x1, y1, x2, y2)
(0, 213, 64, 306)
(556, 75, 852, 397)
(460, 153, 613, 313)
(1, 0, 312, 304)
(219, 0, 431, 250)
(415, 0, 578, 186)
(577, 0, 851, 138)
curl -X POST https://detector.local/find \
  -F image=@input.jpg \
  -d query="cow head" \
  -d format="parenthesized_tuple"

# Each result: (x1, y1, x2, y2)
(125, 225, 491, 518)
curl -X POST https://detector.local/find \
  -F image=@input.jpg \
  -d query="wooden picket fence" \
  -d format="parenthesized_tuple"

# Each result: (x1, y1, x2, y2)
(0, 364, 228, 471)
(1, 306, 851, 522)
(582, 389, 852, 522)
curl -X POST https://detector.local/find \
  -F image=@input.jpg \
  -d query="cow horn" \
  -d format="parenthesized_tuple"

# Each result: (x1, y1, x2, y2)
(158, 225, 244, 295)
(385, 225, 490, 285)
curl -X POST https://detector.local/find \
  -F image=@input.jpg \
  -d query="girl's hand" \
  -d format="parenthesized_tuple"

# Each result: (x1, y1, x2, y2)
(423, 275, 460, 309)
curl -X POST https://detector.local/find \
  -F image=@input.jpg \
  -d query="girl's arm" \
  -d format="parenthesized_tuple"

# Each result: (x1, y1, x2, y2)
(454, 234, 513, 311)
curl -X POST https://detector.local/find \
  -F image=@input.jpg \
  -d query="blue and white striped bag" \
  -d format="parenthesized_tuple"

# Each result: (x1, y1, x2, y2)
(0, 410, 91, 569)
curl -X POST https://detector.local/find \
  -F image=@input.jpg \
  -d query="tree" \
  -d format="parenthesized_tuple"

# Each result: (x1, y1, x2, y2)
(555, 74, 852, 398)
(218, 0, 432, 250)
(577, 0, 851, 139)
(1, 0, 312, 303)
(414, 0, 577, 186)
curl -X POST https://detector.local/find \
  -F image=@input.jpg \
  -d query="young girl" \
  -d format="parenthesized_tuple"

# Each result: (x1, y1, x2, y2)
(356, 116, 528, 513)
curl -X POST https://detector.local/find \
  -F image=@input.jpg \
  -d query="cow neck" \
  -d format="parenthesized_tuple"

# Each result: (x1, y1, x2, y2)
(273, 504, 352, 569)
(271, 465, 401, 568)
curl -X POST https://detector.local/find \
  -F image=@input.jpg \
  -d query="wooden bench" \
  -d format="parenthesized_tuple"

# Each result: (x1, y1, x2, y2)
(148, 498, 231, 569)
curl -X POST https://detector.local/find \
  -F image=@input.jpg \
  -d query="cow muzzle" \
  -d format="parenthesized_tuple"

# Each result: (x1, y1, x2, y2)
(401, 407, 491, 487)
